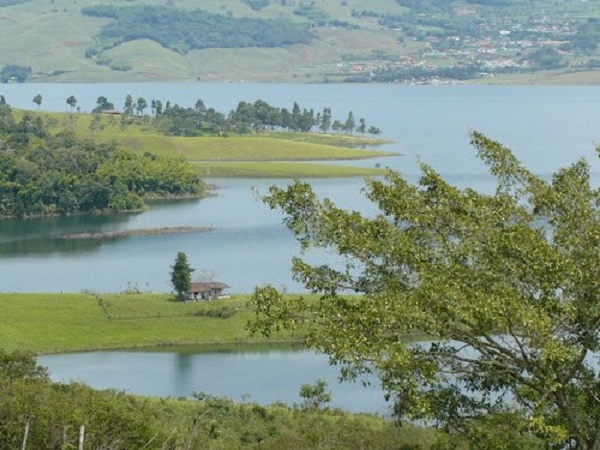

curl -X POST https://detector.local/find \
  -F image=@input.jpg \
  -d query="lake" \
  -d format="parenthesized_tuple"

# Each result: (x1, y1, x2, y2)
(37, 345, 390, 415)
(3, 83, 600, 411)
(1, 83, 599, 293)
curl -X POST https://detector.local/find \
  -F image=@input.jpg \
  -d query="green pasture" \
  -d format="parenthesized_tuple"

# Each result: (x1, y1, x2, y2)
(13, 110, 392, 177)
(193, 161, 385, 178)
(0, 0, 412, 82)
(0, 293, 293, 354)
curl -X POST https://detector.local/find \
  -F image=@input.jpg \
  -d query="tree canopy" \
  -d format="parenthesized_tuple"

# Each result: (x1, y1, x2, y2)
(0, 103, 204, 218)
(171, 252, 194, 300)
(82, 5, 312, 58)
(250, 132, 600, 449)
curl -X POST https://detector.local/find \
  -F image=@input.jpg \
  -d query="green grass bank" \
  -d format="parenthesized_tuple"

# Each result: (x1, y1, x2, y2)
(0, 293, 291, 354)
(16, 109, 393, 178)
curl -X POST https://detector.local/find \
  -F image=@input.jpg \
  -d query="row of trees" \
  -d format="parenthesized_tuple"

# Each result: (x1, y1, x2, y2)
(85, 95, 382, 137)
(0, 101, 205, 217)
(26, 94, 382, 137)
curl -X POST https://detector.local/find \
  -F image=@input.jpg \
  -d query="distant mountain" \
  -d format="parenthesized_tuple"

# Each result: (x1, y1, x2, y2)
(1, 0, 599, 83)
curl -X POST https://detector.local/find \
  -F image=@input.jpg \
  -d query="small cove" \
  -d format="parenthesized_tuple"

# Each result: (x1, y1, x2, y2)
(37, 344, 391, 415)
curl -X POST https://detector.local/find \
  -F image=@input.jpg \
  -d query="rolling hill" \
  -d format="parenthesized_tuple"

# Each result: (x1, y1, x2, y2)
(1, 0, 600, 83)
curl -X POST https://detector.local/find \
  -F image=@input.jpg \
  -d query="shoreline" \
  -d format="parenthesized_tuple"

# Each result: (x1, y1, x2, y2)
(56, 225, 215, 240)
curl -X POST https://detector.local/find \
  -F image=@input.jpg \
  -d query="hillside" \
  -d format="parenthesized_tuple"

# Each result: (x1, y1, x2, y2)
(1, 0, 600, 83)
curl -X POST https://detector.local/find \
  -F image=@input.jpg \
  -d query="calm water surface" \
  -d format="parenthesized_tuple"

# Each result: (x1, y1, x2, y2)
(4, 83, 600, 409)
(1, 84, 599, 293)
(38, 346, 390, 415)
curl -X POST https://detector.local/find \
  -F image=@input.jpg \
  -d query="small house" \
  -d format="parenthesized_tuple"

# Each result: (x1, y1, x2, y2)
(187, 282, 230, 300)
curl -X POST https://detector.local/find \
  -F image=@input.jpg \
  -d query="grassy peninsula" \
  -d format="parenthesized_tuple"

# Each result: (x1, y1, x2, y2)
(14, 108, 392, 178)
(0, 293, 288, 354)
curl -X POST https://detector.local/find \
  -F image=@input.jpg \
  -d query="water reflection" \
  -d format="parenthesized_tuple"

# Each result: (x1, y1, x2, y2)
(38, 345, 389, 415)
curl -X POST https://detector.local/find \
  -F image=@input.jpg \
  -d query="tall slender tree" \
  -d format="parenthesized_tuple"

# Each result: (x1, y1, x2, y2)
(171, 252, 195, 300)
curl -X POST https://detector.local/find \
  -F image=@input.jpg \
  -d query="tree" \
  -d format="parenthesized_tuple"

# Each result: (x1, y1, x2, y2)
(0, 64, 31, 83)
(92, 96, 115, 114)
(319, 107, 332, 133)
(367, 125, 381, 136)
(136, 97, 147, 115)
(32, 94, 42, 109)
(299, 380, 331, 410)
(357, 117, 366, 135)
(344, 110, 355, 134)
(66, 95, 77, 111)
(123, 94, 134, 115)
(155, 100, 163, 115)
(331, 120, 342, 133)
(171, 252, 194, 300)
(250, 132, 600, 449)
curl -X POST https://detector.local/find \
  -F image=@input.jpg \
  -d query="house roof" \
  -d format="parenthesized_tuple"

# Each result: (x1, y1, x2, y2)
(189, 282, 230, 293)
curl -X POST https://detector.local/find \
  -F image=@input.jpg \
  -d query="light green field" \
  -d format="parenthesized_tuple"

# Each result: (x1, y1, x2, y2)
(474, 69, 600, 85)
(0, 0, 413, 82)
(0, 293, 293, 354)
(17, 109, 392, 177)
(194, 161, 384, 178)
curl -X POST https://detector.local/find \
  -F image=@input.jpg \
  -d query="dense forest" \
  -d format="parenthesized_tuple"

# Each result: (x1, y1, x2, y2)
(0, 100, 204, 218)
(82, 5, 313, 58)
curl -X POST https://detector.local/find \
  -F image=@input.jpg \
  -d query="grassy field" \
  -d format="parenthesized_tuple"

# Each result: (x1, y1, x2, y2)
(0, 293, 293, 354)
(194, 161, 384, 178)
(476, 69, 600, 85)
(16, 109, 392, 177)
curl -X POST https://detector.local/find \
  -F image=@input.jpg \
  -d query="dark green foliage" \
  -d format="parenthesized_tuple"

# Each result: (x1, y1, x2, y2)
(191, 305, 237, 318)
(82, 5, 312, 56)
(250, 133, 600, 449)
(0, 349, 437, 449)
(0, 107, 204, 218)
(0, 64, 31, 83)
(294, 4, 330, 26)
(562, 18, 600, 54)
(0, 349, 48, 381)
(92, 95, 115, 113)
(0, 380, 157, 449)
(299, 380, 331, 410)
(171, 252, 194, 300)
(152, 98, 369, 137)
(66, 95, 77, 110)
(529, 47, 566, 69)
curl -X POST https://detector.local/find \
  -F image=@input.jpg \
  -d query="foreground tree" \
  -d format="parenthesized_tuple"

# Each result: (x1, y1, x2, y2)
(171, 252, 194, 300)
(250, 132, 600, 449)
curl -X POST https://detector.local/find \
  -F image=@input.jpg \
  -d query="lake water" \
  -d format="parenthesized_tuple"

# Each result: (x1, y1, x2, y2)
(37, 345, 390, 415)
(3, 83, 600, 411)
(1, 83, 599, 293)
